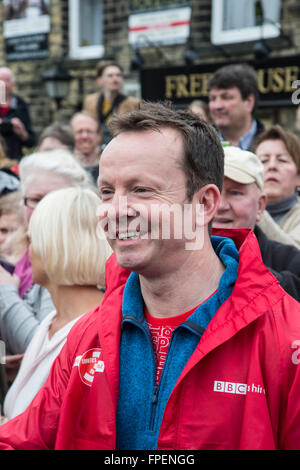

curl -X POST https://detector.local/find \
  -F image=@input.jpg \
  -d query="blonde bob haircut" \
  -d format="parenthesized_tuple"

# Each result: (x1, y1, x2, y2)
(28, 187, 112, 287)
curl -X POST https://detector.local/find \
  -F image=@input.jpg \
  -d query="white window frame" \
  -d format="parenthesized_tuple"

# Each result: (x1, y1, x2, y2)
(211, 0, 280, 46)
(69, 0, 104, 60)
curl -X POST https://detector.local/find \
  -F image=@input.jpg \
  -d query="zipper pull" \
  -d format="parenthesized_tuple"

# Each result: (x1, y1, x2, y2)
(152, 385, 159, 405)
(149, 384, 159, 430)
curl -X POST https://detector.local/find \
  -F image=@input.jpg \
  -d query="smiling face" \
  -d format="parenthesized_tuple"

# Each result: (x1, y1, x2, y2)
(98, 128, 198, 275)
(255, 139, 300, 203)
(213, 177, 266, 230)
(71, 114, 101, 157)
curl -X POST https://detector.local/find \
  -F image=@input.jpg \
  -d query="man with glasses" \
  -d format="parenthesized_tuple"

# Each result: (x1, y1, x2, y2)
(70, 111, 102, 185)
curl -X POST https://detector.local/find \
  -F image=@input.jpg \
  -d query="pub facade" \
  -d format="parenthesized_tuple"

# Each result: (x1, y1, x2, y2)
(0, 0, 300, 137)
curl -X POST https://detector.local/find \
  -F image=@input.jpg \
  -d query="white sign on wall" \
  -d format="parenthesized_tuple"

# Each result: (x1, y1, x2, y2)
(129, 6, 191, 48)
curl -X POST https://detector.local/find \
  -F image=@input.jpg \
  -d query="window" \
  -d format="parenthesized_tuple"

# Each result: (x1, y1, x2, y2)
(211, 0, 281, 45)
(69, 0, 104, 59)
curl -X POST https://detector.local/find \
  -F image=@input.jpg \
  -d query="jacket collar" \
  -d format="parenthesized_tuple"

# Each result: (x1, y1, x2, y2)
(99, 229, 284, 394)
(193, 228, 284, 357)
(103, 228, 281, 319)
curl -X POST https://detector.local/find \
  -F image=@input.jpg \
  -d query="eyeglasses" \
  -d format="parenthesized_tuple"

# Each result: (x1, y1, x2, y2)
(23, 197, 43, 209)
(75, 129, 98, 136)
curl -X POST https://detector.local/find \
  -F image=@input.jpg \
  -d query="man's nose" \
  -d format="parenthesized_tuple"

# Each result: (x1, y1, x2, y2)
(218, 194, 230, 210)
(213, 99, 224, 110)
(108, 193, 138, 224)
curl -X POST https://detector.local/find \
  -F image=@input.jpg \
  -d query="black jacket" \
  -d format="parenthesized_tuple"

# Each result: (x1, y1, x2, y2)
(0, 95, 35, 160)
(254, 225, 300, 302)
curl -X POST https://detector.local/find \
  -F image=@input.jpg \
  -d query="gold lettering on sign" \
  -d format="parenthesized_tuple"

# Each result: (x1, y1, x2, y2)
(257, 69, 270, 93)
(165, 72, 213, 99)
(165, 75, 189, 98)
(176, 75, 189, 98)
(165, 75, 177, 99)
(165, 66, 299, 100)
(285, 66, 299, 92)
(257, 66, 299, 94)
(189, 73, 211, 96)
(271, 68, 285, 92)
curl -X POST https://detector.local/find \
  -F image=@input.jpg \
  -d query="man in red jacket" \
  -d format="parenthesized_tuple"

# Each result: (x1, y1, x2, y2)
(213, 145, 300, 301)
(0, 101, 300, 450)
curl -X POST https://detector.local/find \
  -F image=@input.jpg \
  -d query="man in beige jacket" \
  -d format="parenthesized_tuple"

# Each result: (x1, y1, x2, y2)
(83, 61, 140, 150)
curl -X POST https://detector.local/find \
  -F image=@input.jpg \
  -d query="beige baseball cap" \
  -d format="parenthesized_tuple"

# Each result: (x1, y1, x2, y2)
(223, 146, 264, 190)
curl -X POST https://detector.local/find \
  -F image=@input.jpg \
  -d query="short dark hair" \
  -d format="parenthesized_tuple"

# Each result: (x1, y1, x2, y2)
(109, 101, 224, 199)
(207, 63, 259, 109)
(96, 61, 123, 78)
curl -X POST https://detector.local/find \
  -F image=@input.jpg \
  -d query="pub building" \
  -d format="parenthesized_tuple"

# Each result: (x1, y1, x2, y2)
(0, 0, 300, 137)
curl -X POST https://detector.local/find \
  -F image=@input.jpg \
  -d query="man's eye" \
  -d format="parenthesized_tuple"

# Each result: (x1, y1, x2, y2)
(100, 189, 113, 196)
(230, 191, 242, 196)
(134, 187, 151, 194)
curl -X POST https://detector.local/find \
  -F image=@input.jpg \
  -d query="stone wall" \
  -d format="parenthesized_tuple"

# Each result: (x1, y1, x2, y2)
(0, 0, 299, 142)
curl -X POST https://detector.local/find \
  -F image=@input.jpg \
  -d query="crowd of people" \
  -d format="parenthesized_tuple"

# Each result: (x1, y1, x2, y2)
(0, 60, 298, 450)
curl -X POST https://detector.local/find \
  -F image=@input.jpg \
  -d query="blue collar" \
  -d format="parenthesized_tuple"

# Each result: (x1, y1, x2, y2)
(219, 119, 257, 151)
(122, 236, 239, 331)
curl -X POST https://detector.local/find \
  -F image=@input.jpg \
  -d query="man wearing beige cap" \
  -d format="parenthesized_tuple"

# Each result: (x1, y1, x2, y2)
(213, 146, 300, 301)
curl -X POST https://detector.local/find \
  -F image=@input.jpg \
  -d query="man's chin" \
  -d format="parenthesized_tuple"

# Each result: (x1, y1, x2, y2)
(212, 221, 234, 230)
(115, 252, 145, 272)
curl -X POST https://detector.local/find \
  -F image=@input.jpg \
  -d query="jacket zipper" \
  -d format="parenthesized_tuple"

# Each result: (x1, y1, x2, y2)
(149, 384, 159, 431)
(122, 315, 204, 434)
(122, 315, 158, 431)
(148, 323, 202, 432)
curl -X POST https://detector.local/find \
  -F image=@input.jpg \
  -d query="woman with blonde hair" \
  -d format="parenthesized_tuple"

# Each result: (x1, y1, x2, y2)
(0, 148, 92, 356)
(3, 186, 112, 420)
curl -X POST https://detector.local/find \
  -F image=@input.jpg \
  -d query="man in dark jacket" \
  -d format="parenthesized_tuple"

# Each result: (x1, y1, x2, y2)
(0, 67, 35, 160)
(207, 64, 264, 150)
(213, 145, 300, 301)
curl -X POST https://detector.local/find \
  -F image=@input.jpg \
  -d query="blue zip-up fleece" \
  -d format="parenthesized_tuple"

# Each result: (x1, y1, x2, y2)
(116, 236, 239, 450)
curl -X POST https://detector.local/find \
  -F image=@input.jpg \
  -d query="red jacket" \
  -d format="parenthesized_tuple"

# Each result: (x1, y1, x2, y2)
(0, 229, 300, 450)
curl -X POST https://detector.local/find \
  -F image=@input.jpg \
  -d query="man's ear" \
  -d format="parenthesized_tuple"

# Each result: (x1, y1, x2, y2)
(96, 76, 103, 88)
(256, 191, 267, 223)
(193, 184, 221, 228)
(245, 93, 255, 114)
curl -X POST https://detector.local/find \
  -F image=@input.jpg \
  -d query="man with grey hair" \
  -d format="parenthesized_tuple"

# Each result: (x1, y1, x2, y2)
(0, 67, 35, 160)
(213, 145, 300, 301)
